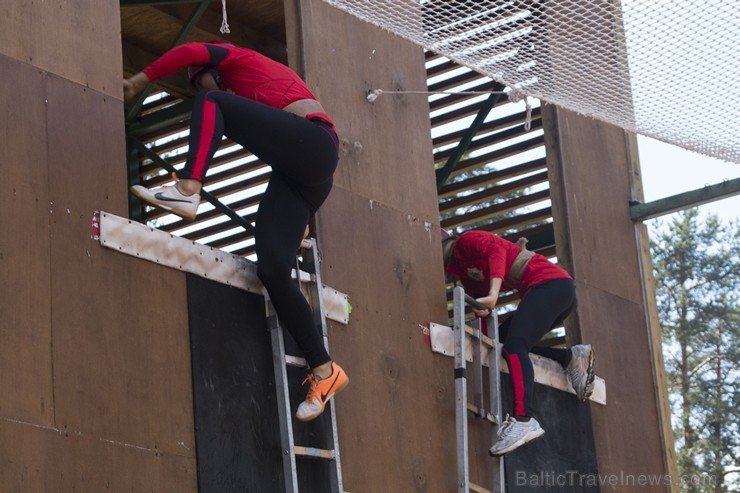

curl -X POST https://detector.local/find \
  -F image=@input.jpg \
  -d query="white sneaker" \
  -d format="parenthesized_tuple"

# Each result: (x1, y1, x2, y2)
(130, 183, 200, 221)
(489, 415, 545, 456)
(567, 344, 595, 402)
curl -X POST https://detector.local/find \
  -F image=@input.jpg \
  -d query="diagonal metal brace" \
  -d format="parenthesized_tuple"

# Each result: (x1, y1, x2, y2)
(133, 141, 257, 235)
(436, 84, 504, 191)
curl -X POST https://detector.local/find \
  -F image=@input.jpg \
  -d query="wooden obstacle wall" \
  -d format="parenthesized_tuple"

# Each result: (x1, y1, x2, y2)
(288, 1, 462, 491)
(544, 104, 675, 490)
(0, 1, 199, 490)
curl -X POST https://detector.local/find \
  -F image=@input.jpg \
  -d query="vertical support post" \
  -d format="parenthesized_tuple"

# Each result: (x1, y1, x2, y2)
(487, 311, 505, 493)
(453, 287, 469, 493)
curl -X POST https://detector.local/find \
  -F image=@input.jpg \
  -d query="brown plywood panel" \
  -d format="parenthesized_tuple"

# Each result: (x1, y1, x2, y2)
(295, 0, 439, 221)
(317, 187, 458, 492)
(544, 104, 669, 483)
(576, 285, 666, 481)
(0, 0, 122, 98)
(0, 56, 54, 424)
(544, 105, 643, 305)
(0, 419, 196, 492)
(45, 74, 196, 456)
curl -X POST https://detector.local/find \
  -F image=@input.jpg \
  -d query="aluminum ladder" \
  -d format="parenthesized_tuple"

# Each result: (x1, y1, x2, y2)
(266, 237, 343, 493)
(453, 286, 506, 493)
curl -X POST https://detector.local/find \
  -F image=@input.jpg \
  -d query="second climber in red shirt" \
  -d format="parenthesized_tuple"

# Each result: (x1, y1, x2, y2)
(123, 41, 348, 422)
(442, 230, 595, 456)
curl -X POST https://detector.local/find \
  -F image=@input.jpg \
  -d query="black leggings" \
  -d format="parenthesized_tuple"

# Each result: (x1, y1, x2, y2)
(497, 278, 576, 417)
(183, 89, 339, 369)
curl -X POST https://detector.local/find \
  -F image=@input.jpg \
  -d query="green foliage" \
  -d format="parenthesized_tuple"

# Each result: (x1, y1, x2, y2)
(650, 209, 740, 492)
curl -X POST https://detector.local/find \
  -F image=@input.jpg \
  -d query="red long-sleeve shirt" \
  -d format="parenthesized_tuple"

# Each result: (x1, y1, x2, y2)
(446, 231, 572, 297)
(143, 42, 334, 126)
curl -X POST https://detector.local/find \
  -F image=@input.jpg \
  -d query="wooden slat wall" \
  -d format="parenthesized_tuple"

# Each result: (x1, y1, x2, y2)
(0, 1, 198, 491)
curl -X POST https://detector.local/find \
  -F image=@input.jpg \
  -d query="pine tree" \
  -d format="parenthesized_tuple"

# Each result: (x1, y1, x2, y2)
(650, 209, 740, 492)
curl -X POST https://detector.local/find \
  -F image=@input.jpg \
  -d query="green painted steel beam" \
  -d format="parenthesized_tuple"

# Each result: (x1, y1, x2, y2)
(133, 141, 257, 235)
(127, 136, 142, 220)
(435, 85, 504, 191)
(630, 177, 740, 221)
(126, 99, 194, 137)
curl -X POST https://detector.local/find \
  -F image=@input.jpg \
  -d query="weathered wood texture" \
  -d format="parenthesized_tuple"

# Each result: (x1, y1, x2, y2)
(0, 419, 195, 492)
(0, 0, 122, 98)
(543, 104, 672, 489)
(0, 55, 54, 426)
(294, 0, 440, 220)
(289, 2, 466, 490)
(317, 187, 457, 492)
(0, 3, 198, 489)
(187, 274, 336, 492)
(503, 383, 598, 492)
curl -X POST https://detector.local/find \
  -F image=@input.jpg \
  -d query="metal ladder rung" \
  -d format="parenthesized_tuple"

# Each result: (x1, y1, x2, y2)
(466, 402, 497, 424)
(463, 325, 495, 349)
(285, 355, 308, 368)
(294, 446, 336, 460)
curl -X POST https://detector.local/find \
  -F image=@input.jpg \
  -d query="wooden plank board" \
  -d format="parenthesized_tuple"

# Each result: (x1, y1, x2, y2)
(0, 0, 122, 98)
(0, 418, 196, 491)
(428, 322, 607, 405)
(0, 55, 54, 425)
(544, 106, 644, 306)
(544, 104, 671, 484)
(97, 211, 350, 324)
(315, 186, 458, 491)
(295, 0, 440, 220)
(45, 74, 197, 459)
(187, 274, 334, 492)
(502, 384, 599, 492)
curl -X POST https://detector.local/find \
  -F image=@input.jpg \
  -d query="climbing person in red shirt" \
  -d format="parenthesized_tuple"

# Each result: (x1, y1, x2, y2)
(442, 230, 594, 456)
(123, 41, 347, 422)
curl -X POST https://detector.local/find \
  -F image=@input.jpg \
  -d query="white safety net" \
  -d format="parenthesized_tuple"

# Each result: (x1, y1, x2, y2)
(322, 0, 740, 164)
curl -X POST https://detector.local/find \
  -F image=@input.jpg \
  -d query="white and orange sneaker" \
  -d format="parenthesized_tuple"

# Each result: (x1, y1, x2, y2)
(130, 182, 200, 221)
(296, 361, 349, 422)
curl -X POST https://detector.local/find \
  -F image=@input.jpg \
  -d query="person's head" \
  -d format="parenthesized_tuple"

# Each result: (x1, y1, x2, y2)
(441, 231, 458, 267)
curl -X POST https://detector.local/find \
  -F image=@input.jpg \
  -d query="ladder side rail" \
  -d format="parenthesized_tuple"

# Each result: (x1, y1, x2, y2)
(472, 317, 485, 419)
(303, 239, 344, 493)
(453, 287, 470, 493)
(487, 311, 505, 493)
(268, 308, 300, 493)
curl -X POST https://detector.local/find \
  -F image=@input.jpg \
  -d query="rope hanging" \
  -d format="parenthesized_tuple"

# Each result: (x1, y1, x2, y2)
(220, 0, 230, 34)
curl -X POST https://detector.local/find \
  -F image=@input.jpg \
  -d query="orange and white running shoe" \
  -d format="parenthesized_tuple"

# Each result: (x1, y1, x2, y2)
(295, 361, 349, 422)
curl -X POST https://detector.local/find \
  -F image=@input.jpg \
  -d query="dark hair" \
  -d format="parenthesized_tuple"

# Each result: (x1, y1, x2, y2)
(188, 66, 223, 90)
(441, 235, 459, 267)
